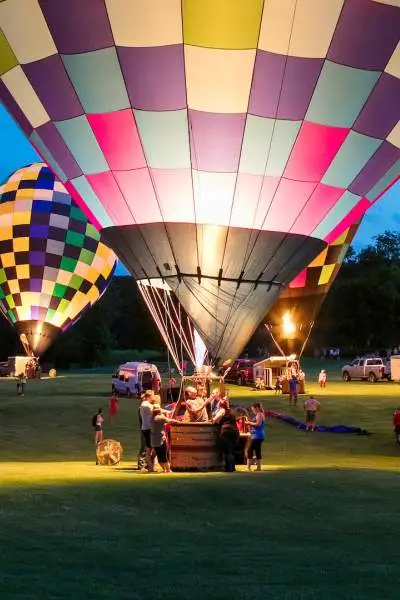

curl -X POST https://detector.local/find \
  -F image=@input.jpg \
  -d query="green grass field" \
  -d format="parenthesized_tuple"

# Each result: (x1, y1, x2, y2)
(1, 365, 399, 599)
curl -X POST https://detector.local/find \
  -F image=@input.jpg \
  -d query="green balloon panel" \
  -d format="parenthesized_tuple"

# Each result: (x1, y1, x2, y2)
(0, 162, 116, 332)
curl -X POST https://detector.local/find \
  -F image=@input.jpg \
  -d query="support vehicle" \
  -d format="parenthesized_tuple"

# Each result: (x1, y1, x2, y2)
(220, 358, 256, 386)
(341, 357, 390, 383)
(111, 362, 161, 397)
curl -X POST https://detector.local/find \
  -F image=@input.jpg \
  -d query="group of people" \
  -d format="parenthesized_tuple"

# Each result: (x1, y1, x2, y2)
(92, 369, 329, 470)
(211, 396, 266, 472)
(137, 385, 267, 474)
(138, 389, 180, 473)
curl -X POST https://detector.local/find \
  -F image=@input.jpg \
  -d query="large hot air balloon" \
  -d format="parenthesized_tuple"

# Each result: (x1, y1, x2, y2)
(265, 220, 362, 357)
(0, 0, 399, 363)
(0, 162, 116, 355)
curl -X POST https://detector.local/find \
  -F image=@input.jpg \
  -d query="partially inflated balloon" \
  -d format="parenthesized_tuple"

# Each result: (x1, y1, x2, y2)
(0, 163, 116, 355)
(0, 1, 399, 361)
(265, 221, 361, 357)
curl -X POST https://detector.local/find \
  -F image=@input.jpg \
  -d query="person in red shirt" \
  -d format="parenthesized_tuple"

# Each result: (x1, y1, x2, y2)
(109, 391, 119, 421)
(393, 407, 400, 444)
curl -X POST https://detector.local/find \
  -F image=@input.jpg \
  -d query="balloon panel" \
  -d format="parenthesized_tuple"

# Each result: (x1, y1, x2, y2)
(0, 0, 397, 240)
(265, 220, 361, 356)
(0, 162, 116, 353)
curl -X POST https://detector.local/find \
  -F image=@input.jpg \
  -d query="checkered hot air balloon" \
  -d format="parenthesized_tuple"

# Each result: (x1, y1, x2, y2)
(265, 220, 362, 357)
(0, 163, 116, 355)
(0, 0, 399, 363)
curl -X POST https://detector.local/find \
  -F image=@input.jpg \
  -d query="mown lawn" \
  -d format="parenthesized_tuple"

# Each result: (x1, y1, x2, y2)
(0, 366, 399, 600)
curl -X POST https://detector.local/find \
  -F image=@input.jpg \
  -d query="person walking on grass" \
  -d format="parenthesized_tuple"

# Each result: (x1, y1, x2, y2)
(92, 408, 104, 464)
(246, 403, 265, 471)
(289, 374, 298, 406)
(304, 396, 320, 432)
(108, 391, 119, 421)
(318, 369, 327, 388)
(16, 372, 26, 396)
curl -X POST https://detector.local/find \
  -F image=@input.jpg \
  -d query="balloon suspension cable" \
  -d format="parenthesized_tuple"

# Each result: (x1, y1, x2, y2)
(137, 282, 198, 373)
(299, 320, 315, 359)
(154, 286, 196, 367)
(138, 283, 183, 375)
(264, 324, 286, 358)
(0, 302, 11, 324)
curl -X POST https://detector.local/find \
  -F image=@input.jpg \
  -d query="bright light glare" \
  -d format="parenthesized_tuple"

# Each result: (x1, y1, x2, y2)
(194, 329, 207, 370)
(282, 312, 296, 336)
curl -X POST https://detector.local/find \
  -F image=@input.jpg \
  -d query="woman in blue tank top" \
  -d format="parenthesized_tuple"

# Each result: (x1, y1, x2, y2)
(246, 403, 265, 471)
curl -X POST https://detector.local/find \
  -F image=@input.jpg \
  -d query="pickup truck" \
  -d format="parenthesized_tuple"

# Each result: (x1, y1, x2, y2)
(341, 357, 390, 383)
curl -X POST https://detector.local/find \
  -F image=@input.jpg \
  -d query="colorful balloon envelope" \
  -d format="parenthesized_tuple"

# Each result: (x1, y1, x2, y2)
(265, 221, 361, 357)
(0, 1, 399, 361)
(0, 163, 116, 355)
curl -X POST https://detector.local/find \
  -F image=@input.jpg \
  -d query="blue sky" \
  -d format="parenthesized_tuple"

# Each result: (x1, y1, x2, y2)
(0, 102, 398, 272)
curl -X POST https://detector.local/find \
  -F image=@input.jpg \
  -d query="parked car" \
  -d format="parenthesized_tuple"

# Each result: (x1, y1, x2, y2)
(0, 361, 10, 377)
(221, 359, 256, 386)
(341, 357, 390, 383)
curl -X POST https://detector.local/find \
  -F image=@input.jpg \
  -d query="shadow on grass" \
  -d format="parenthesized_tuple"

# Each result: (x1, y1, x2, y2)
(0, 468, 399, 600)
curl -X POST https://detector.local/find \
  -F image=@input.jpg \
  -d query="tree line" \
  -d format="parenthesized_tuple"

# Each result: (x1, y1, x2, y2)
(310, 230, 400, 356)
(0, 231, 399, 366)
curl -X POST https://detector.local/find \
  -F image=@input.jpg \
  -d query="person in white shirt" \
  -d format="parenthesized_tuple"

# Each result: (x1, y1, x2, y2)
(183, 386, 209, 422)
(318, 370, 327, 388)
(138, 390, 156, 471)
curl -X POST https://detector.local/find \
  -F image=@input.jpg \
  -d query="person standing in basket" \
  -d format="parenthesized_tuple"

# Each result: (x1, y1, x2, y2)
(183, 386, 209, 422)
(246, 403, 265, 471)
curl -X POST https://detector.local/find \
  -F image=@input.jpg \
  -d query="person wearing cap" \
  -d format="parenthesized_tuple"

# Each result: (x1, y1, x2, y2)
(138, 389, 156, 471)
(183, 386, 209, 422)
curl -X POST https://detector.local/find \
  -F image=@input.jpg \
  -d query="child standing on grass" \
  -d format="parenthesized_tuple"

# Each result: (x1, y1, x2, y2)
(108, 391, 119, 421)
(92, 408, 104, 464)
(274, 376, 282, 394)
(318, 369, 327, 388)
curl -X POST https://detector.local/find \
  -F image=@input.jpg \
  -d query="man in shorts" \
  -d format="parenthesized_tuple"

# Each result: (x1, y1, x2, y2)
(138, 390, 156, 471)
(304, 396, 320, 432)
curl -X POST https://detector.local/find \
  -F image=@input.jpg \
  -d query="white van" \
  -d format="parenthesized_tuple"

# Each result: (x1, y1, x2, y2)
(111, 362, 161, 397)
